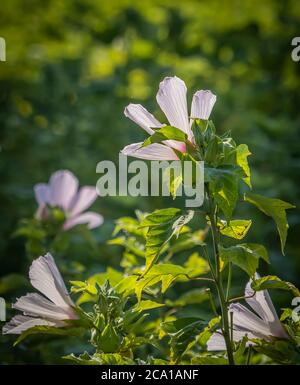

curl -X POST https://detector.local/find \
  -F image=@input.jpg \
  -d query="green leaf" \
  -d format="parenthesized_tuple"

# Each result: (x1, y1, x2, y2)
(254, 339, 296, 364)
(219, 243, 269, 277)
(135, 263, 190, 301)
(142, 126, 187, 147)
(236, 144, 251, 187)
(77, 268, 123, 305)
(97, 324, 122, 353)
(205, 165, 244, 220)
(244, 192, 295, 254)
(13, 325, 84, 346)
(218, 219, 252, 240)
(197, 316, 221, 349)
(115, 275, 138, 297)
(133, 300, 165, 312)
(192, 355, 228, 365)
(64, 352, 134, 365)
(168, 229, 206, 255)
(162, 318, 205, 362)
(163, 166, 183, 199)
(182, 252, 209, 277)
(251, 275, 300, 297)
(140, 208, 194, 275)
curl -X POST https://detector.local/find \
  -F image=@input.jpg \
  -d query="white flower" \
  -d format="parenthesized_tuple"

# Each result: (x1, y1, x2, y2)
(3, 253, 78, 334)
(34, 170, 103, 230)
(207, 275, 288, 351)
(121, 76, 216, 160)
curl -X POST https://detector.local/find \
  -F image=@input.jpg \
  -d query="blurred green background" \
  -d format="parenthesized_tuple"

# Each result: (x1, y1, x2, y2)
(0, 0, 300, 363)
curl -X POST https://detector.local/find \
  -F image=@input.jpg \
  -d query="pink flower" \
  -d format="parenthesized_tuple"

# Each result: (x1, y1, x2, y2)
(121, 76, 216, 160)
(3, 253, 78, 334)
(34, 170, 103, 230)
(207, 275, 288, 351)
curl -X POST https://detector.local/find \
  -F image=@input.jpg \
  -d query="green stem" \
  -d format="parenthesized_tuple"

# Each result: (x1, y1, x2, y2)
(226, 262, 232, 302)
(208, 194, 235, 365)
(246, 346, 252, 365)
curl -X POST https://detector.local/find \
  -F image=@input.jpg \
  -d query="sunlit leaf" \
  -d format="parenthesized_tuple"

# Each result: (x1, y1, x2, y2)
(219, 243, 269, 276)
(236, 144, 252, 187)
(218, 219, 252, 239)
(244, 192, 295, 254)
(251, 275, 300, 297)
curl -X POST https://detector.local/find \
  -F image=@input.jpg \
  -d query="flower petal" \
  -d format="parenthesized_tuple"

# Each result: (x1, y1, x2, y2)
(156, 76, 193, 141)
(68, 186, 98, 216)
(124, 103, 163, 135)
(191, 90, 216, 120)
(49, 170, 78, 210)
(121, 142, 179, 160)
(63, 212, 104, 230)
(13, 293, 77, 320)
(34, 183, 50, 205)
(2, 315, 63, 335)
(206, 331, 227, 351)
(245, 277, 288, 338)
(229, 303, 272, 339)
(29, 253, 74, 308)
(207, 329, 255, 351)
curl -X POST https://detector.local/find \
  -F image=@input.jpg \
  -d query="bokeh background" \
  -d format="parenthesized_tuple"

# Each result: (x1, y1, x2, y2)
(0, 0, 300, 363)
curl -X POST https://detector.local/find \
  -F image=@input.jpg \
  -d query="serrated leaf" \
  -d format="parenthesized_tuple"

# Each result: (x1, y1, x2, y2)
(244, 192, 295, 254)
(218, 219, 252, 240)
(251, 275, 300, 297)
(219, 243, 269, 277)
(140, 208, 194, 275)
(135, 263, 189, 301)
(236, 144, 251, 187)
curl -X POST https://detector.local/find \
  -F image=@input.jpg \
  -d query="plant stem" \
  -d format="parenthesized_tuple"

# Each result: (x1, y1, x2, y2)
(226, 262, 232, 301)
(208, 194, 235, 365)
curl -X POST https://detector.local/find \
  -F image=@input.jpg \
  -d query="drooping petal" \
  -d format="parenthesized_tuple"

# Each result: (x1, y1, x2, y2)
(124, 104, 163, 135)
(63, 212, 104, 230)
(156, 76, 193, 141)
(191, 90, 216, 120)
(49, 170, 78, 210)
(68, 186, 98, 216)
(2, 315, 63, 335)
(121, 142, 179, 160)
(206, 331, 227, 351)
(229, 303, 272, 339)
(207, 329, 255, 351)
(29, 253, 74, 308)
(13, 293, 77, 320)
(34, 183, 50, 205)
(245, 277, 288, 338)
